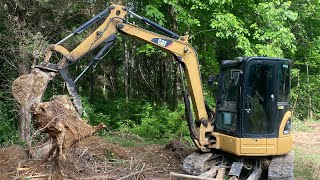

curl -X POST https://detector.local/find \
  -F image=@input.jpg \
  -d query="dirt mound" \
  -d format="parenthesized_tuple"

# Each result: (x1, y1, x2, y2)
(295, 131, 320, 145)
(165, 140, 193, 160)
(294, 127, 320, 179)
(111, 139, 193, 179)
(312, 123, 320, 133)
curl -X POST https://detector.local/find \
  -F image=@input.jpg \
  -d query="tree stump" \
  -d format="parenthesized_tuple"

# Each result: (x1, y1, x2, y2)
(31, 95, 106, 160)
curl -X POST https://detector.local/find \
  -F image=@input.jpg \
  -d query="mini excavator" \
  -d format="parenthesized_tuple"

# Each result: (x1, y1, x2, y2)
(12, 4, 294, 180)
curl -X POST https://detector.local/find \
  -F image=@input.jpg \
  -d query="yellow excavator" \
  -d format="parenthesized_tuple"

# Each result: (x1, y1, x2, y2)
(12, 4, 294, 180)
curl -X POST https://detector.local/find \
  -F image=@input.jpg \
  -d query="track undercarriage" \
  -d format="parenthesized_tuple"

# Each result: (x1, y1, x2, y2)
(170, 151, 294, 180)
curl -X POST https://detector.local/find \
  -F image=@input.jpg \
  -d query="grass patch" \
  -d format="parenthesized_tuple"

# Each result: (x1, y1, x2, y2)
(293, 119, 320, 180)
(293, 119, 314, 132)
(102, 131, 194, 148)
(102, 131, 147, 147)
(294, 146, 320, 179)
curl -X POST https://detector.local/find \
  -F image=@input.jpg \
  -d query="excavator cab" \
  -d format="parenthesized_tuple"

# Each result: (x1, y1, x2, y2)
(214, 57, 292, 155)
(175, 57, 293, 179)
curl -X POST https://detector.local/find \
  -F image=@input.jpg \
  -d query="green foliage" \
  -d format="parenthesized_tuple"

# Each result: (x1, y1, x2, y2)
(0, 92, 19, 145)
(103, 132, 146, 147)
(203, 85, 216, 107)
(252, 1, 297, 56)
(131, 102, 188, 140)
(209, 0, 297, 57)
(91, 97, 143, 128)
(209, 0, 232, 5)
(144, 5, 165, 26)
(86, 95, 189, 141)
(137, 44, 161, 56)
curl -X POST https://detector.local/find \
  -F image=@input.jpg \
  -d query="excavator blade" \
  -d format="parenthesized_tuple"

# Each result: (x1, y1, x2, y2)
(12, 68, 57, 110)
(170, 166, 226, 180)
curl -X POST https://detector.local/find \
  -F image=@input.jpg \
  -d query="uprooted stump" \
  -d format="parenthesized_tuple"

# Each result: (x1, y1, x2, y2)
(31, 95, 106, 160)
(22, 95, 107, 179)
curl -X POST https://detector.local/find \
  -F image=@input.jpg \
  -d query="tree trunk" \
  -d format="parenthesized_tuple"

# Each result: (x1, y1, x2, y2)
(306, 64, 313, 119)
(19, 107, 32, 142)
(170, 5, 180, 109)
(162, 61, 167, 103)
(123, 37, 129, 103)
(291, 70, 299, 116)
(89, 69, 95, 102)
(129, 41, 136, 99)
(173, 65, 180, 109)
(17, 62, 32, 142)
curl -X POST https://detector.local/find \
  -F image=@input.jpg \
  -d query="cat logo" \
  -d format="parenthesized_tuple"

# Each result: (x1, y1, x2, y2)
(151, 38, 173, 48)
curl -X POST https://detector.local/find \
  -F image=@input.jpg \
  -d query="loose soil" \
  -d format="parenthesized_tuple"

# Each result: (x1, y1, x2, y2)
(0, 137, 192, 179)
(1, 126, 319, 180)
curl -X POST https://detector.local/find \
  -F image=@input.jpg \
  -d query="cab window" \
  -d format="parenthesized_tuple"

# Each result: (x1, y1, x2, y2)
(278, 63, 290, 102)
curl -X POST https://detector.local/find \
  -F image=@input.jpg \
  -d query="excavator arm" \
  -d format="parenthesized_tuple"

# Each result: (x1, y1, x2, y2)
(12, 4, 215, 151)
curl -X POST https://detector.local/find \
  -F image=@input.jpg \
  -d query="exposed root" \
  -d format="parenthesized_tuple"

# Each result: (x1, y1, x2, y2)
(21, 95, 107, 178)
(31, 95, 106, 158)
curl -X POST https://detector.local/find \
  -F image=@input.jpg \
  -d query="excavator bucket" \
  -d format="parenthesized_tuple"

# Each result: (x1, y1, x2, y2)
(12, 68, 57, 110)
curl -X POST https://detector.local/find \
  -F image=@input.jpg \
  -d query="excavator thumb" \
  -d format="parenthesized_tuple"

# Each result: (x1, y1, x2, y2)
(12, 68, 57, 111)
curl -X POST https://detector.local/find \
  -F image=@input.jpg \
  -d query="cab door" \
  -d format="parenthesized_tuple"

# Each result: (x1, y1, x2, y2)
(242, 60, 277, 138)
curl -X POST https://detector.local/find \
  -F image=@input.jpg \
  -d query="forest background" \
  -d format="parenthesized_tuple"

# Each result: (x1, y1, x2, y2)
(0, 0, 319, 145)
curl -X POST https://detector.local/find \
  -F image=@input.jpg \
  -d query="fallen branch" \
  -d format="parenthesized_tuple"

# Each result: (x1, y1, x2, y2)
(118, 166, 152, 180)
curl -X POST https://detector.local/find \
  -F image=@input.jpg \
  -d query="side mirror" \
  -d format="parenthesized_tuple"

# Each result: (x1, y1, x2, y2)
(207, 75, 215, 87)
